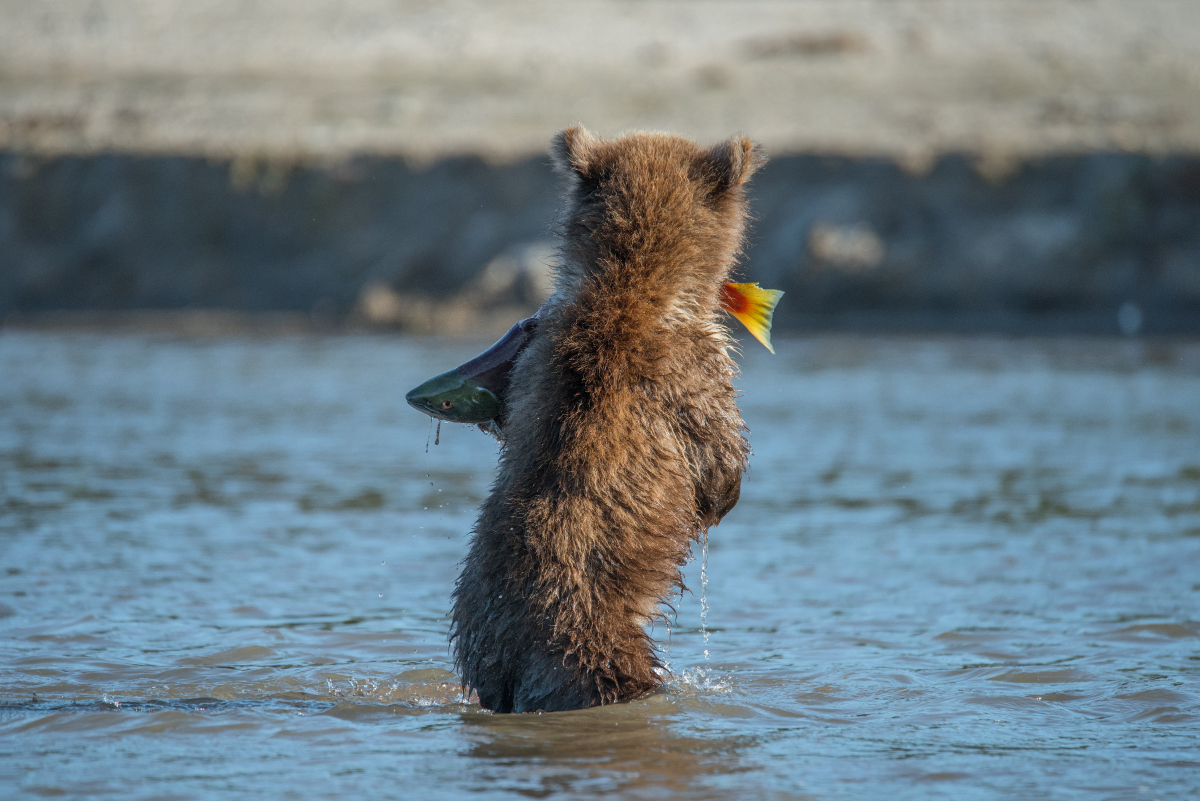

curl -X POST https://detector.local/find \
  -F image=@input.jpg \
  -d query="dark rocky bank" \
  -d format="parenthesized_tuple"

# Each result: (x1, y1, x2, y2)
(2, 151, 1198, 334)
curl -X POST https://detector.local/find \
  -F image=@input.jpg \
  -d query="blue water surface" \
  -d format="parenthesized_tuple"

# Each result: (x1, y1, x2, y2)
(1, 330, 1198, 800)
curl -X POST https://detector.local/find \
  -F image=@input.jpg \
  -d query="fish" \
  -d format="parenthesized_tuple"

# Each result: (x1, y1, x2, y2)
(720, 282, 785, 354)
(404, 312, 542, 426)
(406, 282, 782, 429)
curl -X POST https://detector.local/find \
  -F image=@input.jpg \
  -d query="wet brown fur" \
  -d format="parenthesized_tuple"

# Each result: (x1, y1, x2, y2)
(450, 127, 765, 713)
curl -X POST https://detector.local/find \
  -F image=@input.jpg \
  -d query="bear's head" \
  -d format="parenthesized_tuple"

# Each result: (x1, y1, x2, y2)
(548, 126, 766, 318)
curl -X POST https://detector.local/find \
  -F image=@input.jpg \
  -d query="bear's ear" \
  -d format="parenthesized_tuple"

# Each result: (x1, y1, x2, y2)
(699, 136, 767, 195)
(550, 125, 600, 177)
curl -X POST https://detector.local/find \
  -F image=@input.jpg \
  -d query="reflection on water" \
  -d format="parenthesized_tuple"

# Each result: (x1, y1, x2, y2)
(1, 330, 1198, 800)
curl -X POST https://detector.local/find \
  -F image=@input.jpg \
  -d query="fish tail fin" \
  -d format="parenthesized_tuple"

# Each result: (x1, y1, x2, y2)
(720, 282, 784, 354)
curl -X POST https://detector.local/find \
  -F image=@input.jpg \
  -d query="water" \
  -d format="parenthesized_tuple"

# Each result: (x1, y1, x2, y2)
(1, 330, 1198, 800)
(701, 531, 710, 661)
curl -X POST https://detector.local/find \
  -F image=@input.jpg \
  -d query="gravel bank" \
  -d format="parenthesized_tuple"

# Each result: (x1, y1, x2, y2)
(2, 1, 1198, 162)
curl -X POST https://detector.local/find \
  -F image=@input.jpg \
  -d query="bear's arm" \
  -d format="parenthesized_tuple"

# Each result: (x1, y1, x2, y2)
(696, 453, 743, 528)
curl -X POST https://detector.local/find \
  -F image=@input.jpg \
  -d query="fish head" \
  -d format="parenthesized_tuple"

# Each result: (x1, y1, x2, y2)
(405, 310, 544, 427)
(405, 369, 503, 424)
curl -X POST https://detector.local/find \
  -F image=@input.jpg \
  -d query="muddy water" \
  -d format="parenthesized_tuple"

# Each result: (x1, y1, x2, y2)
(1, 330, 1198, 800)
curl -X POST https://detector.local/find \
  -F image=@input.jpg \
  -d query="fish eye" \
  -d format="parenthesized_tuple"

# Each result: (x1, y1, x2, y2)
(441, 400, 453, 409)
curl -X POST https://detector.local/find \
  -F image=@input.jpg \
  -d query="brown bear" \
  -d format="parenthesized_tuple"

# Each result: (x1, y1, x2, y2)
(451, 126, 764, 713)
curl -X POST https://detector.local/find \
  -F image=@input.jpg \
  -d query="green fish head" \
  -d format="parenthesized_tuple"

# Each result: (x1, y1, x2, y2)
(405, 368, 503, 424)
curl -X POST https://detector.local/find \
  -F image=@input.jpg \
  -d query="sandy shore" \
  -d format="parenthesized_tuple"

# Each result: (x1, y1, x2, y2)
(2, 0, 1198, 162)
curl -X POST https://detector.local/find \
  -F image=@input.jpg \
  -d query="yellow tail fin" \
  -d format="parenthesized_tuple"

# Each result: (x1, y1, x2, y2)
(720, 282, 784, 354)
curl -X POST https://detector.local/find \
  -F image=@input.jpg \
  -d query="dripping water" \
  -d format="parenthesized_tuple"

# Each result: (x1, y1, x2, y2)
(661, 624, 671, 676)
(661, 611, 673, 675)
(700, 529, 710, 661)
(435, 420, 441, 446)
(425, 417, 433, 452)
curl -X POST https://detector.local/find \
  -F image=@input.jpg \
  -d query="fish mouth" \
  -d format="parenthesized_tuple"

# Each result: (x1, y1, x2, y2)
(405, 309, 544, 426)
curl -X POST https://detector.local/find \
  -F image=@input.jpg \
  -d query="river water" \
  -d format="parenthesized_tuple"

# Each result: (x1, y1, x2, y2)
(1, 330, 1197, 800)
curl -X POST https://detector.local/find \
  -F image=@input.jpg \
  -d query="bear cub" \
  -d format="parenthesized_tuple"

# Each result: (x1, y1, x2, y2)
(451, 126, 764, 713)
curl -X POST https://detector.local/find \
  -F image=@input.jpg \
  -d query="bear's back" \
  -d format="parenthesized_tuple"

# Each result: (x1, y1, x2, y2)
(452, 128, 761, 712)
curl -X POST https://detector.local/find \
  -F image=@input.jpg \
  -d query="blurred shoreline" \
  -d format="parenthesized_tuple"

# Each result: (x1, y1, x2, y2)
(4, 310, 1200, 344)
(3, 1, 1198, 335)
(4, 1, 1198, 162)
(3, 151, 1197, 335)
